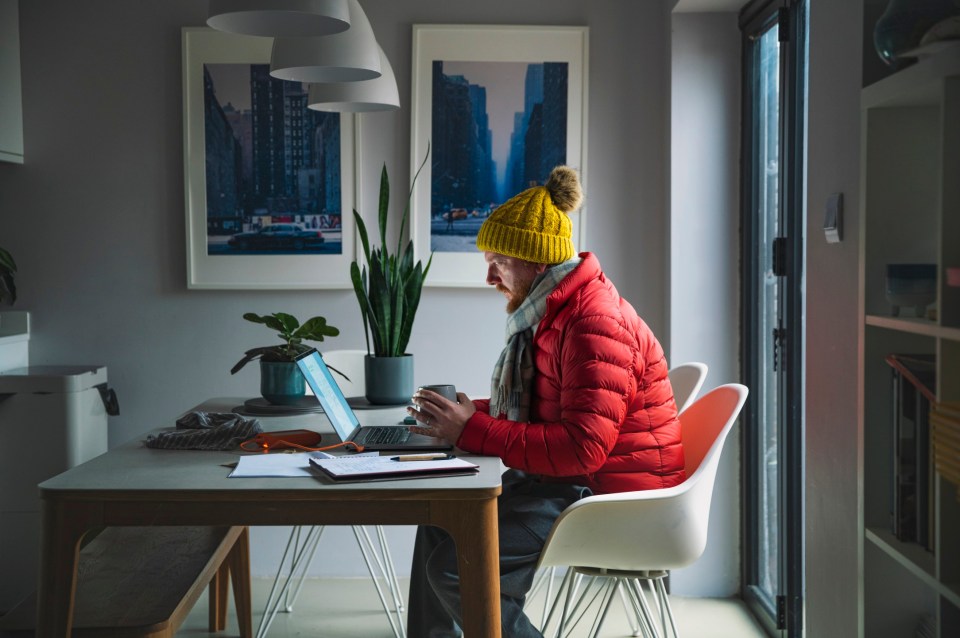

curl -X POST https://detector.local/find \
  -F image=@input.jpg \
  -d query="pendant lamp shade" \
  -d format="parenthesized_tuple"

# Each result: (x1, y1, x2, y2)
(206, 0, 350, 37)
(307, 47, 399, 112)
(270, 0, 380, 83)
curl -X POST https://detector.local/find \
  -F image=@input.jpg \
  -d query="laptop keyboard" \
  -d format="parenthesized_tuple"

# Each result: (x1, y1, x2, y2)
(359, 427, 411, 445)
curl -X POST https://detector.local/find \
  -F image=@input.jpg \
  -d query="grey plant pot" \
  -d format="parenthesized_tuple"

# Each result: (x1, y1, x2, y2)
(364, 354, 413, 405)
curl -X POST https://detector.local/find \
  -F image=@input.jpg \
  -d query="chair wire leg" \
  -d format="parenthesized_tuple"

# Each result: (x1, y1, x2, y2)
(588, 579, 619, 638)
(626, 578, 661, 638)
(540, 566, 556, 628)
(564, 573, 605, 636)
(554, 570, 581, 638)
(352, 526, 405, 638)
(283, 526, 326, 611)
(374, 524, 405, 613)
(647, 579, 670, 638)
(653, 578, 679, 638)
(526, 565, 557, 626)
(256, 525, 324, 638)
(528, 567, 548, 601)
(617, 579, 641, 636)
(561, 576, 607, 638)
(257, 524, 406, 638)
(541, 568, 574, 635)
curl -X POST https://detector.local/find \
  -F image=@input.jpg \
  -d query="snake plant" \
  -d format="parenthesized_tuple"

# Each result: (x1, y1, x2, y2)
(350, 149, 432, 357)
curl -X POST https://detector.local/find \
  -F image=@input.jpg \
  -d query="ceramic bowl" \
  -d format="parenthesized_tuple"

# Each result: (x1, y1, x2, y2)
(885, 263, 936, 317)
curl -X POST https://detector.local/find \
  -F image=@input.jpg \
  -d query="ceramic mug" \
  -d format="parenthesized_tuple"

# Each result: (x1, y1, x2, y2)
(419, 384, 457, 402)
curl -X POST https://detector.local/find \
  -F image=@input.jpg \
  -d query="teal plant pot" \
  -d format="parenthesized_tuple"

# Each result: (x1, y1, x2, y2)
(364, 354, 414, 405)
(260, 360, 306, 405)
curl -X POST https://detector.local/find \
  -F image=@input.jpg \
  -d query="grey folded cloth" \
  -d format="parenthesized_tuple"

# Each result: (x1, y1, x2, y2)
(145, 411, 263, 450)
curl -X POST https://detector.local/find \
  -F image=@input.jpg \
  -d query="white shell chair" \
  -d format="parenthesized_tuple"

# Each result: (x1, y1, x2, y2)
(535, 383, 748, 638)
(256, 350, 406, 638)
(527, 362, 709, 629)
(666, 362, 709, 414)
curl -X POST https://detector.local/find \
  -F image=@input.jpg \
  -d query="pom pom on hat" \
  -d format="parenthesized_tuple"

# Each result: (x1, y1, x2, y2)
(476, 166, 583, 264)
(544, 166, 583, 213)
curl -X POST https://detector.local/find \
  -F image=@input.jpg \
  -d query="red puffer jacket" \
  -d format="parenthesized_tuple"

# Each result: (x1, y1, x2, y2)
(458, 252, 685, 494)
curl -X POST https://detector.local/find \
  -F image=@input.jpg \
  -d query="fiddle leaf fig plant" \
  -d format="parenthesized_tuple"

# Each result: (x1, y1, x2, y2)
(0, 246, 17, 305)
(230, 312, 346, 378)
(350, 146, 432, 357)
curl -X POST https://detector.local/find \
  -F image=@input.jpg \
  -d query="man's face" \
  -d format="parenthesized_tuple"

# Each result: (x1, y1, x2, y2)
(483, 251, 547, 313)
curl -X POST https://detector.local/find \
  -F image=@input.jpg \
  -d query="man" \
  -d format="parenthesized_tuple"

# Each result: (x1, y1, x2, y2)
(406, 166, 684, 637)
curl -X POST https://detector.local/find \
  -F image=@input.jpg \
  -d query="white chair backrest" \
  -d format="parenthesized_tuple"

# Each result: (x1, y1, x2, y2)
(318, 349, 367, 397)
(668, 362, 708, 413)
(680, 383, 748, 478)
(536, 383, 748, 572)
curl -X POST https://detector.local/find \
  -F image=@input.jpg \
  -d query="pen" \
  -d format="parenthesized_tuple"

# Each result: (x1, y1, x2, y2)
(390, 453, 455, 462)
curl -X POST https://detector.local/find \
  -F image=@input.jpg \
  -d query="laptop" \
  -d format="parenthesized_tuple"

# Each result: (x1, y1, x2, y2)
(295, 349, 453, 452)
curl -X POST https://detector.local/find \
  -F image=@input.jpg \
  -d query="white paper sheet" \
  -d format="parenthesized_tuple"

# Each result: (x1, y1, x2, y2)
(229, 451, 378, 477)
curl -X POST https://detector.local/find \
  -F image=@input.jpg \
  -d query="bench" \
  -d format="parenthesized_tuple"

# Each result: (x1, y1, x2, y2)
(0, 525, 251, 637)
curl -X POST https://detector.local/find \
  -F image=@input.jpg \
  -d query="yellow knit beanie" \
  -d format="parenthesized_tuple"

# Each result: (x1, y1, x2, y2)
(476, 166, 583, 264)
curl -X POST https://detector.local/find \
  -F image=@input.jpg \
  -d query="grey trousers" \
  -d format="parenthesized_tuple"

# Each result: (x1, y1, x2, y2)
(407, 469, 592, 638)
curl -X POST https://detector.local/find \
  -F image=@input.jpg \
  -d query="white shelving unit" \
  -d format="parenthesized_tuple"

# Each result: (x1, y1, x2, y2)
(0, 0, 24, 164)
(859, 44, 960, 638)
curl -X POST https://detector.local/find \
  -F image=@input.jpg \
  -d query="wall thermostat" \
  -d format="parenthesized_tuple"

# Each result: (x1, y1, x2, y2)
(824, 192, 843, 244)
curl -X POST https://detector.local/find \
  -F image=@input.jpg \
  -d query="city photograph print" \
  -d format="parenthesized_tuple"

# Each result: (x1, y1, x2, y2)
(204, 63, 343, 257)
(182, 28, 356, 289)
(428, 60, 569, 254)
(410, 25, 588, 287)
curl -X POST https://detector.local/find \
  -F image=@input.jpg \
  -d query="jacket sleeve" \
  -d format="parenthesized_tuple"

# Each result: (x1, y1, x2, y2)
(472, 398, 490, 414)
(458, 312, 637, 476)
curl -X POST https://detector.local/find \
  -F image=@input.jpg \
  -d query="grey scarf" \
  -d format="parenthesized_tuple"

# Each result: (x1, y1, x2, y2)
(490, 258, 580, 421)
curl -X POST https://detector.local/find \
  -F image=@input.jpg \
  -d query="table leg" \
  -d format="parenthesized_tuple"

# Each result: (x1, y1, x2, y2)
(431, 496, 501, 638)
(36, 499, 99, 637)
(229, 526, 253, 638)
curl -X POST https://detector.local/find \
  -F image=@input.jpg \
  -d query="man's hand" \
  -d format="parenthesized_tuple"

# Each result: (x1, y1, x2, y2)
(407, 389, 476, 445)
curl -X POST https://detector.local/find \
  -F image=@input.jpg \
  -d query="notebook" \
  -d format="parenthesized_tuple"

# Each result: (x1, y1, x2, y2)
(308, 454, 478, 482)
(295, 349, 453, 452)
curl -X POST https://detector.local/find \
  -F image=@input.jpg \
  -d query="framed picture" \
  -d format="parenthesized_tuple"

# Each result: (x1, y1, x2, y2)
(410, 25, 589, 287)
(182, 27, 356, 289)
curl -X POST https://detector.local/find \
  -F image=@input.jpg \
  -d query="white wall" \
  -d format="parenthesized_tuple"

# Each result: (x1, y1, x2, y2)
(669, 11, 741, 597)
(805, 0, 863, 635)
(1, 0, 729, 588)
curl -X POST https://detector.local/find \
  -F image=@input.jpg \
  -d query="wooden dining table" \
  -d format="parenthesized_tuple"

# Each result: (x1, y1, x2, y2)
(35, 398, 504, 636)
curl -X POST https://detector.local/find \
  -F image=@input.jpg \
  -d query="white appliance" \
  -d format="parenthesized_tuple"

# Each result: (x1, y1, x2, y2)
(0, 364, 116, 612)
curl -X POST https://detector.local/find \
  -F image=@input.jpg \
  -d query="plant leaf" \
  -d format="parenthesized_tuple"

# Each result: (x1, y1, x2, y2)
(353, 210, 371, 264)
(273, 312, 300, 335)
(397, 261, 425, 354)
(350, 261, 372, 354)
(0, 272, 15, 305)
(368, 255, 391, 353)
(378, 163, 389, 249)
(230, 346, 282, 374)
(296, 316, 340, 341)
(0, 247, 16, 273)
(399, 142, 430, 253)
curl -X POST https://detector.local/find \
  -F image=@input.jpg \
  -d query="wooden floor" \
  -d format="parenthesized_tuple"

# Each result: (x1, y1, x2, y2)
(176, 576, 769, 637)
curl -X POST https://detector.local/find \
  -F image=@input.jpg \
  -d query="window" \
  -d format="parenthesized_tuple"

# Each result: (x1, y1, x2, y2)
(740, 0, 807, 635)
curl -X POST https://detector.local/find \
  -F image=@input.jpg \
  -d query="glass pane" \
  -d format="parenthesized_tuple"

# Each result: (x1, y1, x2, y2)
(756, 22, 781, 603)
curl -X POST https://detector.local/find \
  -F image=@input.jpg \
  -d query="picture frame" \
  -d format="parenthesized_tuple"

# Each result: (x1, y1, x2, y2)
(410, 25, 589, 288)
(182, 27, 356, 289)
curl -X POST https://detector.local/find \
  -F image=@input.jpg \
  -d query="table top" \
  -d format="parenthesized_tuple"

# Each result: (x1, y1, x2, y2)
(39, 397, 503, 499)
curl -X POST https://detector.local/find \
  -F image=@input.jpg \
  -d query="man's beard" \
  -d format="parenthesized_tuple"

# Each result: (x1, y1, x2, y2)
(498, 279, 534, 313)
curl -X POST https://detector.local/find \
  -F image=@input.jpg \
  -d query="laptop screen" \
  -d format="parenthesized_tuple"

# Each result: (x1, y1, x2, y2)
(295, 349, 360, 442)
